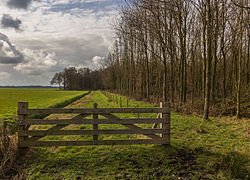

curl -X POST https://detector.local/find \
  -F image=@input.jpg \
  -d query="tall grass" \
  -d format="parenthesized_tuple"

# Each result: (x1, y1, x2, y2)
(0, 121, 18, 178)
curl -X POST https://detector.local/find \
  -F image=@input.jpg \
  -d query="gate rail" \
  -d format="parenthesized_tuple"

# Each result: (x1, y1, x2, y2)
(17, 102, 170, 147)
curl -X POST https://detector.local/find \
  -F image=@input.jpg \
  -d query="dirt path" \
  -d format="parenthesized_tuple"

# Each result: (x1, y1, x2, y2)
(46, 91, 93, 119)
(30, 92, 93, 131)
(64, 91, 93, 108)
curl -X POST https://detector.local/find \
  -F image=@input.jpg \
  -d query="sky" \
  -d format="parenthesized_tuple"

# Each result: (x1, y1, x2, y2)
(0, 0, 123, 86)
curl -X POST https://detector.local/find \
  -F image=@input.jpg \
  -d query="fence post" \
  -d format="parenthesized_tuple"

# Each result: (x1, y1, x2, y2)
(160, 102, 170, 145)
(120, 97, 122, 107)
(126, 99, 129, 108)
(136, 105, 139, 118)
(116, 96, 118, 104)
(93, 103, 98, 141)
(17, 102, 28, 149)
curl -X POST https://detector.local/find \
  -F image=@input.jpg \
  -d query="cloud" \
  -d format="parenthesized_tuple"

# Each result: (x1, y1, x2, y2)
(7, 0, 32, 10)
(0, 33, 24, 64)
(51, 0, 70, 6)
(1, 14, 22, 30)
(0, 0, 120, 85)
(91, 56, 103, 69)
(13, 48, 58, 75)
(0, 72, 11, 79)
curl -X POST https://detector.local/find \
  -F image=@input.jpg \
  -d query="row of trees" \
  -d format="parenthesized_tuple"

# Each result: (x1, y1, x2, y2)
(101, 0, 249, 119)
(50, 67, 103, 90)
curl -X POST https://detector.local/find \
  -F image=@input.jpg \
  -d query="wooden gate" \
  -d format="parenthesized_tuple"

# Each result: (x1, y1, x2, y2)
(17, 102, 170, 147)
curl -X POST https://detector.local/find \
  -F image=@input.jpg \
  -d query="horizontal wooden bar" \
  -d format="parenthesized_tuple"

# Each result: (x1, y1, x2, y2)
(19, 139, 170, 147)
(19, 129, 169, 136)
(20, 118, 170, 125)
(100, 113, 162, 140)
(23, 108, 169, 115)
(26, 114, 90, 142)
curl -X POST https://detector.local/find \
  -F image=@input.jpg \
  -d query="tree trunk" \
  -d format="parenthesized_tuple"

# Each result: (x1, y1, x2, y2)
(211, 0, 218, 103)
(236, 0, 243, 118)
(203, 0, 212, 120)
(203, 21, 207, 99)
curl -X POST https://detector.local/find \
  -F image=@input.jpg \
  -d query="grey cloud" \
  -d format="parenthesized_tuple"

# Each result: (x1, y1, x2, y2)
(7, 0, 32, 10)
(13, 49, 58, 76)
(0, 65, 53, 86)
(49, 36, 108, 65)
(1, 14, 22, 30)
(0, 56, 23, 64)
(7, 34, 110, 83)
(0, 33, 8, 41)
(15, 36, 108, 64)
(0, 33, 24, 64)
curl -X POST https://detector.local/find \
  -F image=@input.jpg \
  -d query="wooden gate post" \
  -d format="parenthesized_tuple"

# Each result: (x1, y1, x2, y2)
(160, 102, 170, 145)
(17, 102, 28, 149)
(136, 105, 139, 118)
(93, 103, 98, 141)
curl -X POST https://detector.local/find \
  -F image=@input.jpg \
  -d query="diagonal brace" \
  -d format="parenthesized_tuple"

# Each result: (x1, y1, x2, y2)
(101, 113, 161, 140)
(26, 114, 90, 141)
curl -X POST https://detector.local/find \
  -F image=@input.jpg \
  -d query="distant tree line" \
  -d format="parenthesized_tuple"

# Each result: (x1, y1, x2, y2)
(101, 0, 249, 119)
(50, 67, 103, 90)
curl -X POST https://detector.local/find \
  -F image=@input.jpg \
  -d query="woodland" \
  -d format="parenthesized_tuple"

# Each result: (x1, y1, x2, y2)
(51, 0, 249, 119)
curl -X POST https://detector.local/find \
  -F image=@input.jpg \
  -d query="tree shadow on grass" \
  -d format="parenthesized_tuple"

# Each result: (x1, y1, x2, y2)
(22, 144, 249, 179)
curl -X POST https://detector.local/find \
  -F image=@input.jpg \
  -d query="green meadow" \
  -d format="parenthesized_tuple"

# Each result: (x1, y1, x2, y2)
(22, 91, 249, 179)
(0, 88, 88, 124)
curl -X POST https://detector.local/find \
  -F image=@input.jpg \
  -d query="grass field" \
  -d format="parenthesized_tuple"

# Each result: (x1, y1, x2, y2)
(0, 88, 88, 125)
(20, 91, 249, 179)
